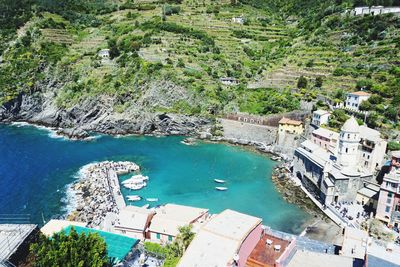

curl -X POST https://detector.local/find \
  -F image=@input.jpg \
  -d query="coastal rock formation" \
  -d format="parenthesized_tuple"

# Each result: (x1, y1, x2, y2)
(0, 80, 211, 139)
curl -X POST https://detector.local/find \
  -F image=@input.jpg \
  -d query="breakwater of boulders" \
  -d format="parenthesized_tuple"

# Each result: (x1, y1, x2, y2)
(67, 161, 139, 227)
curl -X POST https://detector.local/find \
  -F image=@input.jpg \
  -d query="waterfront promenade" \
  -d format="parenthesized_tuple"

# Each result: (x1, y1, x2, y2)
(289, 173, 355, 228)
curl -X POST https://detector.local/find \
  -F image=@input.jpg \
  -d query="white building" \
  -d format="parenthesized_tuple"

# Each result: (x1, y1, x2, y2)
(147, 204, 208, 243)
(232, 16, 245, 24)
(350, 6, 400, 16)
(345, 91, 371, 111)
(98, 49, 110, 58)
(293, 117, 387, 205)
(312, 110, 331, 127)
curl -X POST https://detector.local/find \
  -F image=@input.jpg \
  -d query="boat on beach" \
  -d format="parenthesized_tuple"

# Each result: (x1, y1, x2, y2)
(122, 174, 149, 184)
(126, 195, 141, 201)
(146, 198, 159, 202)
(215, 187, 228, 191)
(214, 179, 226, 183)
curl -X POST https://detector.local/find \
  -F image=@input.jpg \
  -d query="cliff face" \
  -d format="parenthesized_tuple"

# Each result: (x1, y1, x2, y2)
(0, 79, 211, 138)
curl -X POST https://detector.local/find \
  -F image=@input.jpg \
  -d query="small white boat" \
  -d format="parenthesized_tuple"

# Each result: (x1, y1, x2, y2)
(215, 187, 228, 191)
(126, 195, 141, 201)
(214, 179, 226, 184)
(146, 198, 159, 202)
(122, 175, 149, 184)
(124, 182, 146, 190)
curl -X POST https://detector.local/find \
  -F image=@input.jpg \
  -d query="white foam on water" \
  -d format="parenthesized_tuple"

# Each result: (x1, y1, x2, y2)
(61, 162, 99, 216)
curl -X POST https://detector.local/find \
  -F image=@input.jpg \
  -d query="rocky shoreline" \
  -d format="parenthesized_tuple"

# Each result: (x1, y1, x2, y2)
(67, 161, 139, 228)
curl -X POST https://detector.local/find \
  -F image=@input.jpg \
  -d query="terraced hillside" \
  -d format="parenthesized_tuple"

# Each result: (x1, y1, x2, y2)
(0, 0, 399, 133)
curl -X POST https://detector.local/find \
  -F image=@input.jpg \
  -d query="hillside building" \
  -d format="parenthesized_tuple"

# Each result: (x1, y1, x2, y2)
(345, 91, 371, 111)
(232, 16, 245, 24)
(98, 48, 110, 58)
(293, 117, 387, 205)
(349, 6, 400, 16)
(278, 117, 303, 135)
(312, 109, 331, 127)
(376, 151, 400, 228)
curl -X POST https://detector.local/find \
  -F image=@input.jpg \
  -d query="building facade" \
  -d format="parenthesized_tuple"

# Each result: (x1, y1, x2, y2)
(376, 151, 400, 228)
(349, 6, 400, 16)
(345, 91, 371, 111)
(311, 127, 339, 154)
(312, 110, 331, 127)
(278, 117, 303, 135)
(293, 117, 387, 205)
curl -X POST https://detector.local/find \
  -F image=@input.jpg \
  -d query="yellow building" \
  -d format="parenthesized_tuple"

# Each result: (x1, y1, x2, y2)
(278, 117, 303, 135)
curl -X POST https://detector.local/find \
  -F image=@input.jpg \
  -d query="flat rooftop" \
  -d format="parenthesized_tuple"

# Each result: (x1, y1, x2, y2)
(246, 233, 291, 266)
(149, 204, 208, 236)
(178, 209, 262, 267)
(0, 224, 37, 260)
(40, 219, 86, 237)
(287, 250, 354, 267)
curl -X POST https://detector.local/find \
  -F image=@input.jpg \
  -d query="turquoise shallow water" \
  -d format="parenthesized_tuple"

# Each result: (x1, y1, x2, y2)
(0, 123, 309, 234)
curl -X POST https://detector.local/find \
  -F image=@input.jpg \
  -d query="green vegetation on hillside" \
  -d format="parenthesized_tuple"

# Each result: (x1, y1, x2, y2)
(0, 0, 399, 130)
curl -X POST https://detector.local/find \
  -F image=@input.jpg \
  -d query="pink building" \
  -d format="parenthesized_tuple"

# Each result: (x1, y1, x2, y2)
(376, 151, 400, 228)
(177, 209, 262, 267)
(311, 127, 339, 154)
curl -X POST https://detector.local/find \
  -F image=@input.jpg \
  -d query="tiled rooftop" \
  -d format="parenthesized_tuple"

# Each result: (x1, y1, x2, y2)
(246, 233, 290, 267)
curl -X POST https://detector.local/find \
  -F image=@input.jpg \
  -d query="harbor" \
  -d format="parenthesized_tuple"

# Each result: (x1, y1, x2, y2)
(67, 161, 139, 228)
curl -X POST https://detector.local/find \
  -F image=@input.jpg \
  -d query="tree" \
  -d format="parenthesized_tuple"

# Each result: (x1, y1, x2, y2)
(315, 76, 323, 87)
(297, 75, 308, 89)
(30, 227, 108, 267)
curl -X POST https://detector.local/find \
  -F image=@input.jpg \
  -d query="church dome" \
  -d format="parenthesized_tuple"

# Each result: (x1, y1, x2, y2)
(341, 116, 359, 133)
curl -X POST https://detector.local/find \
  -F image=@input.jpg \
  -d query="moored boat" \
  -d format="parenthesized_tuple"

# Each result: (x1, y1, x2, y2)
(214, 179, 226, 183)
(126, 195, 141, 201)
(124, 182, 146, 190)
(146, 198, 159, 202)
(122, 174, 149, 184)
(215, 187, 228, 191)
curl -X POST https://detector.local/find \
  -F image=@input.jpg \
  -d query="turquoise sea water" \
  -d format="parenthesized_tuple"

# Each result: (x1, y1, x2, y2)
(0, 123, 309, 234)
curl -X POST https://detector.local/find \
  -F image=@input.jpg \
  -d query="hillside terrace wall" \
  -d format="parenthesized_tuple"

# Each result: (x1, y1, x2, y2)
(225, 111, 309, 127)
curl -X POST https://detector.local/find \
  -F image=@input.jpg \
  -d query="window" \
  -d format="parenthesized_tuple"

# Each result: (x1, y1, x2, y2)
(348, 134, 350, 138)
(168, 235, 173, 242)
(346, 148, 348, 153)
(385, 206, 391, 213)
(387, 198, 392, 204)
(156, 233, 161, 239)
(388, 192, 393, 198)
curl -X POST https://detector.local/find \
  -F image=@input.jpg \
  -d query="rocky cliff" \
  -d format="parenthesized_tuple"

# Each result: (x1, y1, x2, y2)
(0, 79, 211, 139)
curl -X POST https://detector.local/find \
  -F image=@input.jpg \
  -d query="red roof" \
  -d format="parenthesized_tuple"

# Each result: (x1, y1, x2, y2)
(246, 233, 291, 267)
(278, 117, 302, 126)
